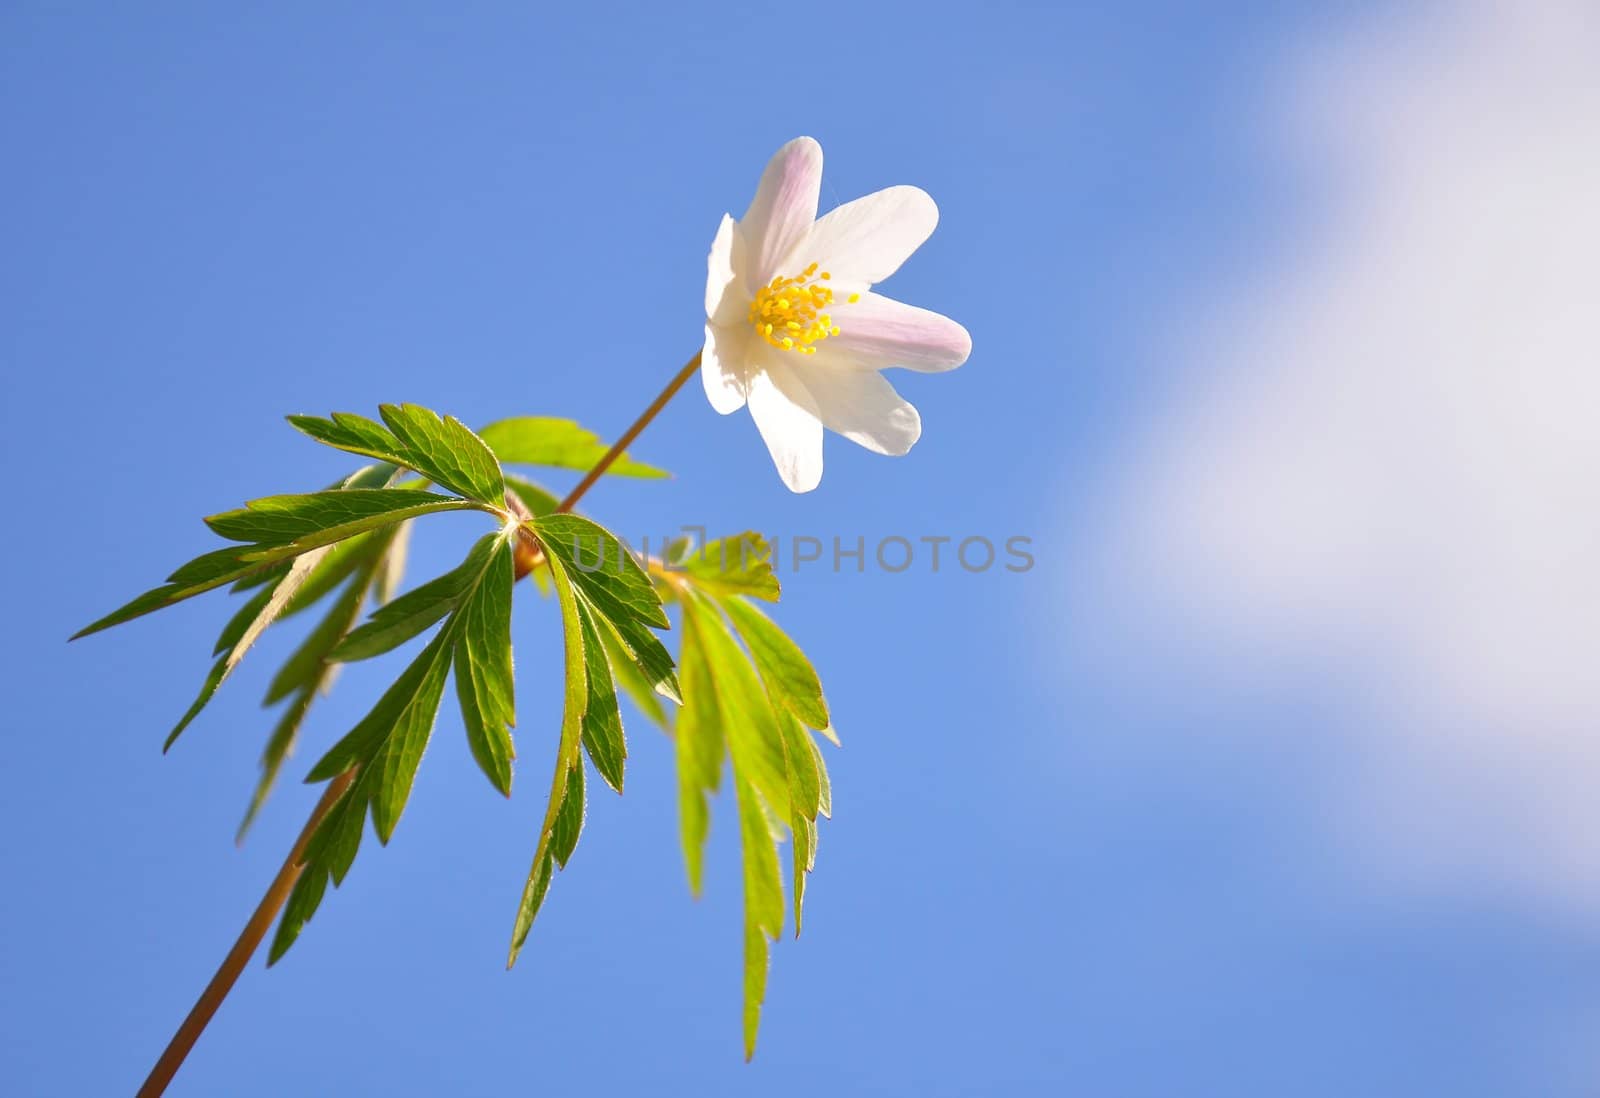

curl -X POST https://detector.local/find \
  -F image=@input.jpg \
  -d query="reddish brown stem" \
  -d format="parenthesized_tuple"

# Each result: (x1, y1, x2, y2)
(138, 349, 702, 1096)
(137, 770, 355, 1098)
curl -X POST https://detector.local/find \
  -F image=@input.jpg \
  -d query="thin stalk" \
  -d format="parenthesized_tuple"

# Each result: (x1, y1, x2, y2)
(138, 349, 703, 1096)
(137, 770, 356, 1098)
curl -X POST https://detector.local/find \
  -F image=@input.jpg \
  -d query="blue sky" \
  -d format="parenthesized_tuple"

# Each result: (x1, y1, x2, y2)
(6, 2, 1599, 1095)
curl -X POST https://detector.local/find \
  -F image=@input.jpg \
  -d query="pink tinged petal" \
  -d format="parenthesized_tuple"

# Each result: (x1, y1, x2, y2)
(816, 292, 972, 373)
(701, 323, 751, 415)
(788, 185, 938, 285)
(746, 360, 824, 493)
(797, 363, 922, 457)
(740, 137, 823, 286)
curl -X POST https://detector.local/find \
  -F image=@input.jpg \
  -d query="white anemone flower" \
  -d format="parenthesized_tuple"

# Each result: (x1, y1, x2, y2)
(702, 136, 972, 493)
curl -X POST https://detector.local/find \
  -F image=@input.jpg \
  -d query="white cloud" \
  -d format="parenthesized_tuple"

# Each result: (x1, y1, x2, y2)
(1077, 0, 1600, 913)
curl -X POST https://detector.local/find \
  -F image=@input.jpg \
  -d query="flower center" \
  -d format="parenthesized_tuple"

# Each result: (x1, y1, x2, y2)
(747, 263, 859, 355)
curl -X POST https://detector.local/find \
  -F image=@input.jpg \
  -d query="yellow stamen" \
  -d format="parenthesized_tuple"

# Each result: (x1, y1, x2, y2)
(746, 261, 855, 354)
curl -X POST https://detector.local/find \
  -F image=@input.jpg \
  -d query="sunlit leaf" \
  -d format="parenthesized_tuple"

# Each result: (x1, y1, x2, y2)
(454, 539, 517, 796)
(478, 416, 668, 479)
(379, 403, 506, 507)
(575, 600, 626, 792)
(736, 774, 784, 1061)
(681, 533, 780, 602)
(205, 489, 478, 547)
(721, 596, 829, 731)
(507, 550, 589, 965)
(332, 535, 499, 663)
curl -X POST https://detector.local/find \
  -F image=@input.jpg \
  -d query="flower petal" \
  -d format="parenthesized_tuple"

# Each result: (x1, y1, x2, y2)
(741, 137, 823, 286)
(705, 213, 744, 324)
(701, 323, 750, 415)
(797, 363, 922, 456)
(788, 185, 938, 285)
(746, 359, 823, 493)
(815, 292, 972, 373)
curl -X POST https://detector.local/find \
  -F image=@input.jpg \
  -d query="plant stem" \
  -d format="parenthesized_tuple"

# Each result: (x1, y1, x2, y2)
(558, 349, 702, 513)
(138, 349, 703, 1097)
(137, 770, 356, 1098)
(514, 349, 702, 576)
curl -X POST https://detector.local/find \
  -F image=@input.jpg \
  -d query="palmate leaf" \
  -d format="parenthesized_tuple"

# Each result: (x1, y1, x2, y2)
(305, 534, 515, 806)
(507, 550, 589, 965)
(681, 533, 781, 602)
(239, 571, 371, 841)
(531, 512, 679, 703)
(454, 537, 517, 797)
(720, 596, 831, 735)
(600, 621, 667, 729)
(163, 546, 331, 751)
(478, 417, 669, 479)
(671, 583, 837, 1058)
(736, 773, 785, 1061)
(679, 593, 789, 1060)
(275, 531, 519, 961)
(205, 489, 478, 547)
(331, 535, 500, 663)
(72, 489, 482, 642)
(673, 603, 724, 897)
(507, 512, 681, 964)
(289, 406, 506, 507)
(575, 600, 626, 792)
(77, 465, 435, 755)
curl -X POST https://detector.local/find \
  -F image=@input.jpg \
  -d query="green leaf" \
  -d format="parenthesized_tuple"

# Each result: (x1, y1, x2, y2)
(290, 409, 505, 506)
(379, 403, 506, 507)
(811, 732, 832, 820)
(550, 755, 585, 869)
(367, 630, 454, 843)
(673, 608, 724, 896)
(268, 782, 366, 965)
(274, 531, 382, 622)
(212, 581, 280, 657)
(71, 551, 268, 640)
(504, 474, 559, 518)
(205, 489, 479, 547)
(736, 774, 785, 1061)
(682, 533, 781, 602)
(683, 593, 789, 825)
(310, 780, 369, 885)
(306, 628, 451, 785)
(791, 812, 817, 936)
(600, 622, 667, 729)
(240, 689, 317, 843)
(508, 550, 589, 966)
(332, 535, 497, 663)
(268, 858, 330, 965)
(721, 596, 830, 731)
(165, 545, 332, 751)
(775, 709, 823, 936)
(288, 411, 410, 468)
(72, 475, 429, 642)
(454, 538, 517, 796)
(575, 599, 626, 792)
(774, 710, 821, 824)
(478, 417, 669, 479)
(590, 603, 680, 705)
(532, 513, 669, 629)
(264, 559, 378, 705)
(243, 529, 403, 840)
(531, 513, 678, 703)
(167, 657, 229, 753)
